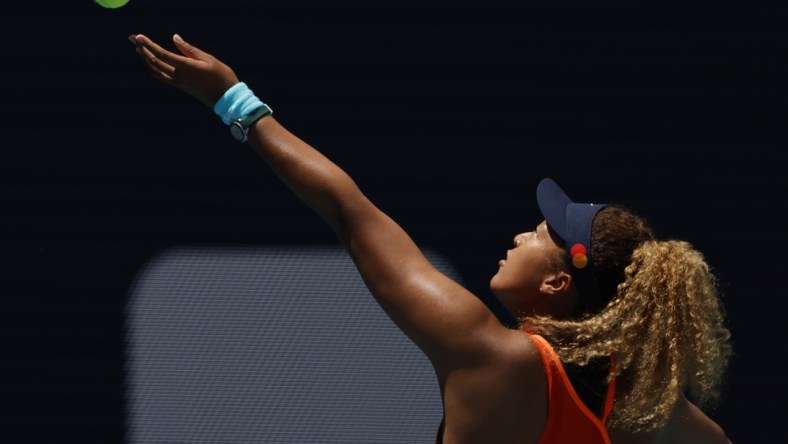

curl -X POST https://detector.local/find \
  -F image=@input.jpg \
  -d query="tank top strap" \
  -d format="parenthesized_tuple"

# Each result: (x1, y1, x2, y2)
(527, 332, 617, 426)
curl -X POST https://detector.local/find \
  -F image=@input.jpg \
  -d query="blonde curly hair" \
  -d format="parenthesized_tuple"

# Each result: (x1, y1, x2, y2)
(523, 208, 732, 432)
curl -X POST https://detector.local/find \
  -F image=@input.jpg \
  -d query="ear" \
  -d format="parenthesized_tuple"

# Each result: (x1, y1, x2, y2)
(540, 271, 573, 295)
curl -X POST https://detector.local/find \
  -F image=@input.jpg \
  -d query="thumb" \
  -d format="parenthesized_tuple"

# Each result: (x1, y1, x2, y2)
(173, 34, 209, 60)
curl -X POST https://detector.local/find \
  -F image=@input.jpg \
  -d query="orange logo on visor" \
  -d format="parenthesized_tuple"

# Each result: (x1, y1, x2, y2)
(570, 243, 588, 269)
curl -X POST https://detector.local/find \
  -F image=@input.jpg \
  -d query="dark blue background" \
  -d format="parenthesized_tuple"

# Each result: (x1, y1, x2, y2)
(4, 0, 786, 441)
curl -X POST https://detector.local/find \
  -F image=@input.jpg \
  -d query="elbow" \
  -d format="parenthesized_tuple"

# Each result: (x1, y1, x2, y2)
(331, 187, 378, 245)
(310, 176, 366, 236)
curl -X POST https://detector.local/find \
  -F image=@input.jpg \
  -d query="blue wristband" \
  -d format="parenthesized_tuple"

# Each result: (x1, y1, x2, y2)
(213, 82, 268, 126)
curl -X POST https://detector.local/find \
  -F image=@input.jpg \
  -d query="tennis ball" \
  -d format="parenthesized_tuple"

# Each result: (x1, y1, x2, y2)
(95, 0, 130, 9)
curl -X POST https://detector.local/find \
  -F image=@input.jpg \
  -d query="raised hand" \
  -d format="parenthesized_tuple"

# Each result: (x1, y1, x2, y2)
(130, 34, 239, 108)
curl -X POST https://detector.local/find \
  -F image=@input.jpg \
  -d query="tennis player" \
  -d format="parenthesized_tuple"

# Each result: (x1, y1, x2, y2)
(130, 33, 732, 444)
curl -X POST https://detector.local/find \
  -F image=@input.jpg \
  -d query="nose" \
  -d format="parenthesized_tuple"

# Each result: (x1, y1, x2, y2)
(513, 233, 528, 247)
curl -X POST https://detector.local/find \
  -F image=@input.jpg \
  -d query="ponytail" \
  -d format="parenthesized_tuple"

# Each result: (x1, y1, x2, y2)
(523, 240, 732, 432)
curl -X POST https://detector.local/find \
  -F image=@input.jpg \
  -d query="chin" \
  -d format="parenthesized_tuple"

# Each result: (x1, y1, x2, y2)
(489, 275, 503, 296)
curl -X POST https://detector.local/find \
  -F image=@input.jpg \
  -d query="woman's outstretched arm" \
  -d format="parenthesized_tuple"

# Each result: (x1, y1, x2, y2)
(129, 34, 508, 368)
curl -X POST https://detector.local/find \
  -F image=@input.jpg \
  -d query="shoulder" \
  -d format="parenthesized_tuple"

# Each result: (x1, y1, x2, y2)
(660, 394, 730, 444)
(480, 329, 549, 397)
(489, 328, 546, 371)
(434, 317, 546, 371)
(435, 327, 546, 390)
(436, 328, 550, 442)
(609, 395, 730, 444)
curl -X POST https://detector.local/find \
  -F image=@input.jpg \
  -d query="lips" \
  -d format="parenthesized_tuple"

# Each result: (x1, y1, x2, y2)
(498, 246, 515, 268)
(499, 250, 511, 267)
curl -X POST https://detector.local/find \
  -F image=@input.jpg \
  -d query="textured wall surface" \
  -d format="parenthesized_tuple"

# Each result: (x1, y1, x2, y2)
(126, 247, 451, 443)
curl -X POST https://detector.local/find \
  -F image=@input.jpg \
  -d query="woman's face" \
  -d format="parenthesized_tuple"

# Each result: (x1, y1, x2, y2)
(490, 221, 568, 316)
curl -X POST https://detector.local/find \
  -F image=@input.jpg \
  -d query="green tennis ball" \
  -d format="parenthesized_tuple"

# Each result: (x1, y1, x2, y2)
(95, 0, 130, 9)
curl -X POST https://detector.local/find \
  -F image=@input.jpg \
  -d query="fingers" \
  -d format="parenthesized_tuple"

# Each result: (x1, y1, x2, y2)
(130, 35, 175, 83)
(172, 34, 211, 61)
(132, 34, 193, 70)
(129, 33, 237, 107)
(141, 47, 175, 83)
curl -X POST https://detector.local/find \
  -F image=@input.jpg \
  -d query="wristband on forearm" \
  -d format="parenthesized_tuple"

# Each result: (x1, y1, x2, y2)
(213, 82, 273, 142)
(213, 82, 272, 125)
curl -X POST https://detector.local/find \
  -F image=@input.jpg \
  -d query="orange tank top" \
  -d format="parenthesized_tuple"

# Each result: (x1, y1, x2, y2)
(529, 333, 616, 444)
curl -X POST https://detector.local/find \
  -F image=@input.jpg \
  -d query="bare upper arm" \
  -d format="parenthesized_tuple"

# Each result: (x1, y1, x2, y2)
(660, 394, 729, 444)
(340, 198, 507, 366)
(245, 117, 509, 368)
